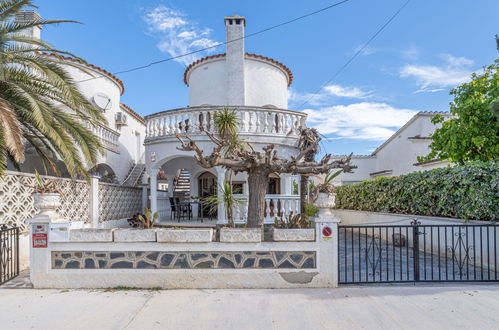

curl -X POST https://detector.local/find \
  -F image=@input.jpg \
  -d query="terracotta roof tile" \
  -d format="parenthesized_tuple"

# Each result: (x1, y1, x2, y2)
(120, 103, 145, 124)
(183, 52, 293, 86)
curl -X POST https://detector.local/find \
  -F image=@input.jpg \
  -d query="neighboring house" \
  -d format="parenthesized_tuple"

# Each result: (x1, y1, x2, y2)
(332, 111, 452, 185)
(8, 11, 146, 185)
(145, 15, 304, 223)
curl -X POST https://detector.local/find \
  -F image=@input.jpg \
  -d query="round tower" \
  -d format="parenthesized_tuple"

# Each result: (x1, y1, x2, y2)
(185, 15, 292, 109)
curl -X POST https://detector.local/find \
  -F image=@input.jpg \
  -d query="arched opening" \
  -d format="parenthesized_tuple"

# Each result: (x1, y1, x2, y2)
(90, 163, 117, 184)
(197, 171, 217, 218)
(198, 171, 216, 199)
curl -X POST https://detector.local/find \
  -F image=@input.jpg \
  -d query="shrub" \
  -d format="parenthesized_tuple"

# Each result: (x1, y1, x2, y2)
(335, 161, 498, 221)
(304, 202, 319, 217)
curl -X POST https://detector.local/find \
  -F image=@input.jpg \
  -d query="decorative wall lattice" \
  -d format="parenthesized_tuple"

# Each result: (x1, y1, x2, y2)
(98, 183, 142, 222)
(0, 171, 90, 231)
(1, 171, 144, 230)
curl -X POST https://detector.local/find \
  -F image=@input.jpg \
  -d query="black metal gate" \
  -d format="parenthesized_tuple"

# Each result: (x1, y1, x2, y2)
(0, 225, 19, 285)
(338, 221, 498, 284)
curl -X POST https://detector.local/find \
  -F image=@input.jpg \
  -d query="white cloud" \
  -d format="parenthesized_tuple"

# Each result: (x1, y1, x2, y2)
(289, 84, 372, 107)
(400, 54, 475, 92)
(402, 45, 420, 60)
(303, 102, 418, 141)
(143, 6, 219, 66)
(323, 85, 371, 98)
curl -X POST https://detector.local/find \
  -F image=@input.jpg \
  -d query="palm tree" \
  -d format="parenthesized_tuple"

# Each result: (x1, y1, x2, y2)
(203, 180, 244, 228)
(0, 0, 105, 177)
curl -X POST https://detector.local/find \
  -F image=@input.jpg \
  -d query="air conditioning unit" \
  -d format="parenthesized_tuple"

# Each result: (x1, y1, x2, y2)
(115, 112, 128, 126)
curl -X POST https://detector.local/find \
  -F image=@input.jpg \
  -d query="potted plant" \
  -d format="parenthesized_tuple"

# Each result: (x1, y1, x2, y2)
(312, 169, 342, 218)
(190, 195, 200, 202)
(272, 213, 315, 241)
(25, 171, 62, 221)
(115, 208, 158, 242)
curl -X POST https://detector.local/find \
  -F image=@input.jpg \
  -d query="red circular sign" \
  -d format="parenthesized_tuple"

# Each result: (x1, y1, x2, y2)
(322, 226, 332, 237)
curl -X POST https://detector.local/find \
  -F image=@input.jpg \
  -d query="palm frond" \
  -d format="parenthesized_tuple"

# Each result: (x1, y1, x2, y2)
(0, 1, 106, 177)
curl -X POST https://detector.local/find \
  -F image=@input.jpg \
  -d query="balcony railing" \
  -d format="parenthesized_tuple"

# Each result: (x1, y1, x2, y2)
(85, 122, 120, 153)
(232, 194, 301, 224)
(145, 106, 307, 140)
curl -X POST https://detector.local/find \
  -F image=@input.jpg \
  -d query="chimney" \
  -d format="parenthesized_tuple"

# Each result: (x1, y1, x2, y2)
(224, 15, 246, 105)
(15, 10, 42, 40)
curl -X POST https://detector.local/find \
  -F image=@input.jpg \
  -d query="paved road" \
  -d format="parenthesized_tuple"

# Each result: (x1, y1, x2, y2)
(0, 285, 498, 329)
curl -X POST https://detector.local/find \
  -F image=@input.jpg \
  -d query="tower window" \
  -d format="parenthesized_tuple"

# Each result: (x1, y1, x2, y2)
(235, 19, 241, 25)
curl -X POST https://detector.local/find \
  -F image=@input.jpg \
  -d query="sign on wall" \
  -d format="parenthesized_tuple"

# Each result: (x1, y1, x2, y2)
(321, 223, 333, 241)
(32, 224, 48, 248)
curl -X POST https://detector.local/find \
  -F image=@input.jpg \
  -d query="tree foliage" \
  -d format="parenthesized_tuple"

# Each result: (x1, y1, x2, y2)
(335, 161, 498, 221)
(0, 0, 105, 177)
(420, 60, 499, 164)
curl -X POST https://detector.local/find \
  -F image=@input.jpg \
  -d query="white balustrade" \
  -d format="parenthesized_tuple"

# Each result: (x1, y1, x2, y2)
(145, 106, 307, 140)
(231, 194, 301, 224)
(85, 122, 120, 153)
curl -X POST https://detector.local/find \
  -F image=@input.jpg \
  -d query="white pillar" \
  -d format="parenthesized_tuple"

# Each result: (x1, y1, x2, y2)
(150, 168, 159, 215)
(242, 173, 249, 195)
(89, 176, 99, 228)
(280, 174, 292, 196)
(313, 193, 341, 287)
(216, 166, 227, 225)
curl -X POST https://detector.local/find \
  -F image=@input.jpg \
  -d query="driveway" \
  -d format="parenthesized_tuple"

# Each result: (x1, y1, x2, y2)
(0, 285, 498, 329)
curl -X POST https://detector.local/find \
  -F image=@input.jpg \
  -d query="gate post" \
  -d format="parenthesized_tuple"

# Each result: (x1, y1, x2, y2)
(313, 192, 341, 287)
(411, 219, 421, 281)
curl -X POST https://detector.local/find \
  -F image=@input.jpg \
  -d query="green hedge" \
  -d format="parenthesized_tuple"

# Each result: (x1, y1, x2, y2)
(335, 161, 498, 221)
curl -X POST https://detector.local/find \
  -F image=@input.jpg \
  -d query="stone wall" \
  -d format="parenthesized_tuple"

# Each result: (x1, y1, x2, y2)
(52, 251, 316, 270)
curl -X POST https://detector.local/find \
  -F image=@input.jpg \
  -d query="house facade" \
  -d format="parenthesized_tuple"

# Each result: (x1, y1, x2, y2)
(145, 15, 305, 223)
(9, 11, 146, 185)
(332, 111, 452, 185)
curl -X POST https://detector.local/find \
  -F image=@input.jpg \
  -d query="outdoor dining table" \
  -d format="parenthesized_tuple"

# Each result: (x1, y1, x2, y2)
(177, 200, 209, 222)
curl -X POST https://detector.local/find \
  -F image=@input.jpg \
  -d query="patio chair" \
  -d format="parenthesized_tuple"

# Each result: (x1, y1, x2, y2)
(169, 197, 179, 221)
(175, 197, 192, 222)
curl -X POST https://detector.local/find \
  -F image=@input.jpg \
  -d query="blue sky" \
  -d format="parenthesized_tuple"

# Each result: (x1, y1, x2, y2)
(36, 0, 499, 155)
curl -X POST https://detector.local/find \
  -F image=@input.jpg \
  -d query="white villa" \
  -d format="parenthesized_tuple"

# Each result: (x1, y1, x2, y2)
(8, 11, 146, 186)
(145, 15, 305, 224)
(332, 111, 452, 185)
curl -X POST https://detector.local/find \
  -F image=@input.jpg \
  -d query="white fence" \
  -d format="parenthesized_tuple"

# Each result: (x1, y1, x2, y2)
(0, 171, 144, 231)
(145, 105, 307, 140)
(232, 194, 301, 224)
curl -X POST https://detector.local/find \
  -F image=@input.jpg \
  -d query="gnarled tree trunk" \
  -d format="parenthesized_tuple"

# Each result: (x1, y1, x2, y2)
(246, 168, 270, 228)
(300, 175, 308, 215)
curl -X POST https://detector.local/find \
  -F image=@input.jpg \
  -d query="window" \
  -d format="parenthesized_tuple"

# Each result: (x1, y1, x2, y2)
(232, 182, 244, 194)
(267, 174, 281, 194)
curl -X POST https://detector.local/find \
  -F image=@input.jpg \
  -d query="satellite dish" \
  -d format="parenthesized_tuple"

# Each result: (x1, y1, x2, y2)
(92, 93, 112, 111)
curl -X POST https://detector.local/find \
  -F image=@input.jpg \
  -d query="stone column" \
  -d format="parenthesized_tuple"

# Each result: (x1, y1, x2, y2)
(313, 192, 341, 287)
(150, 168, 159, 215)
(216, 166, 227, 225)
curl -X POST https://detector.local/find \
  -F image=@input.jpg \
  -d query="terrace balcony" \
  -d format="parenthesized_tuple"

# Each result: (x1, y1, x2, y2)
(144, 105, 307, 142)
